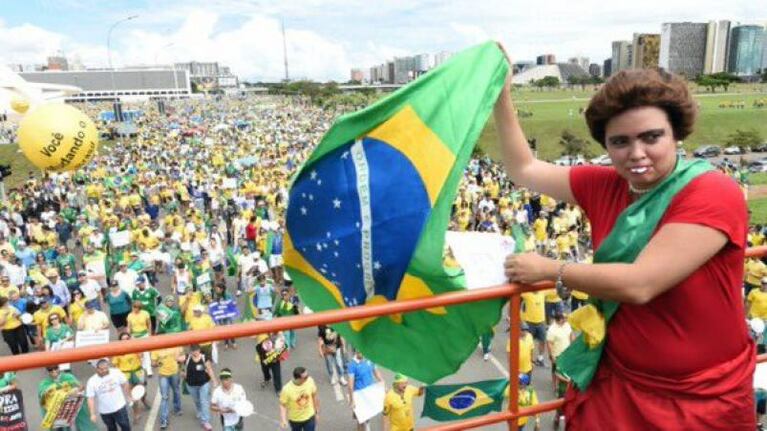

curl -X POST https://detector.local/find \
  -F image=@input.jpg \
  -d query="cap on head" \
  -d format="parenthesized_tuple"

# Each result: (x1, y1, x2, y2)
(393, 373, 408, 384)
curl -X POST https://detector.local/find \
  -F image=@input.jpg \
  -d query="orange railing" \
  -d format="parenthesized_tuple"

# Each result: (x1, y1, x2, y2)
(3, 245, 767, 430)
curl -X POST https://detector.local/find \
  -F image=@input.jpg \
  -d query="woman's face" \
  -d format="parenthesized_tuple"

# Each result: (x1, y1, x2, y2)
(604, 106, 678, 190)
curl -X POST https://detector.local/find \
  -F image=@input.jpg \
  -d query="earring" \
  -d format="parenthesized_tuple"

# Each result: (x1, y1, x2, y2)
(676, 141, 683, 148)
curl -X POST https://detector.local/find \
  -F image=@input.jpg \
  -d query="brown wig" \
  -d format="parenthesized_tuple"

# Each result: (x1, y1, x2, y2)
(585, 69, 697, 147)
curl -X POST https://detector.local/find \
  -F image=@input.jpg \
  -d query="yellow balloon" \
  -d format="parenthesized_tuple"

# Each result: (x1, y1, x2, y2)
(10, 96, 30, 114)
(17, 103, 99, 172)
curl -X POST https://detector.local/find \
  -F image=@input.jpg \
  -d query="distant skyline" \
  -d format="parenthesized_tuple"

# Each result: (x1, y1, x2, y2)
(1, 0, 764, 81)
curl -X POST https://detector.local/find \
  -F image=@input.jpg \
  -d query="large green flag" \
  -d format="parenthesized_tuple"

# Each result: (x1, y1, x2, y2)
(422, 378, 508, 421)
(284, 41, 509, 383)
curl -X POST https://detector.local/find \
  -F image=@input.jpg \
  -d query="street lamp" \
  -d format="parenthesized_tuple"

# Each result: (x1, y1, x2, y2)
(106, 14, 138, 100)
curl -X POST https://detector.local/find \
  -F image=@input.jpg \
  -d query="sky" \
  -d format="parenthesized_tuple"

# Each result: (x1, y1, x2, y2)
(0, 0, 765, 82)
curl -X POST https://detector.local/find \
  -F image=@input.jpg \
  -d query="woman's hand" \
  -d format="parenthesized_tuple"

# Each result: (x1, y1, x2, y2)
(504, 253, 559, 285)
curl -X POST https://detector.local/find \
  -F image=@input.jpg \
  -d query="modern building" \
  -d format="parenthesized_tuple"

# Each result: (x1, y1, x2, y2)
(536, 54, 556, 65)
(513, 61, 536, 74)
(659, 22, 708, 78)
(568, 56, 590, 71)
(704, 20, 732, 74)
(588, 63, 602, 77)
(413, 53, 431, 77)
(611, 41, 632, 75)
(727, 25, 765, 76)
(511, 63, 589, 86)
(631, 34, 660, 69)
(19, 68, 191, 102)
(433, 51, 453, 67)
(173, 61, 237, 89)
(603, 58, 612, 77)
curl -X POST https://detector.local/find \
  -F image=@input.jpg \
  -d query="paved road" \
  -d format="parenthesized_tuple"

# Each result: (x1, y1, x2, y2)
(6, 298, 562, 430)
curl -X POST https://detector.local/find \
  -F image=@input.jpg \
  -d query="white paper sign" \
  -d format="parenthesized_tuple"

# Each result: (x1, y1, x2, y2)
(85, 259, 107, 278)
(110, 230, 131, 247)
(755, 362, 767, 390)
(75, 330, 110, 366)
(353, 381, 385, 424)
(445, 231, 516, 289)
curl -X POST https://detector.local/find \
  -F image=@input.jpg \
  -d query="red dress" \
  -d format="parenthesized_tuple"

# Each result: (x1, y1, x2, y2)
(565, 166, 755, 430)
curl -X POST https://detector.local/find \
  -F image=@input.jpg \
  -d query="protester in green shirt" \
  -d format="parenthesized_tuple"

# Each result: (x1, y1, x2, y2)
(156, 295, 185, 334)
(38, 366, 97, 431)
(132, 277, 160, 333)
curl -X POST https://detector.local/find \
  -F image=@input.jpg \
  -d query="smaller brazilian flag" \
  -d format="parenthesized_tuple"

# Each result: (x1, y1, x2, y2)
(421, 378, 508, 421)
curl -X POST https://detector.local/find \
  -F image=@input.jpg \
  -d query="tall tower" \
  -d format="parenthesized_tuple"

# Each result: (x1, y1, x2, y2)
(282, 19, 289, 82)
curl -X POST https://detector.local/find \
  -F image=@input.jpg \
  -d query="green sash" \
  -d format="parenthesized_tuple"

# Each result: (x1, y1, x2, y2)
(556, 158, 714, 390)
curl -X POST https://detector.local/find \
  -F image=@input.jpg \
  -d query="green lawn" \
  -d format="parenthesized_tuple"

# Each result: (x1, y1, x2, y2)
(478, 85, 767, 162)
(1, 140, 114, 190)
(0, 144, 39, 190)
(750, 198, 767, 225)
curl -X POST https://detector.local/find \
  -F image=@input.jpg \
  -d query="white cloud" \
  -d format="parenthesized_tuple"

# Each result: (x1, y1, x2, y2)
(2, 0, 765, 80)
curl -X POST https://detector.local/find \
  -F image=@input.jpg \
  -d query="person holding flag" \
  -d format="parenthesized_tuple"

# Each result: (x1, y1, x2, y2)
(156, 295, 184, 334)
(382, 374, 423, 431)
(498, 65, 754, 427)
(38, 366, 97, 431)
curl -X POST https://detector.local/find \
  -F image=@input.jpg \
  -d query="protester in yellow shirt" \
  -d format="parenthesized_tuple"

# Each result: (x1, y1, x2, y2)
(748, 278, 767, 319)
(0, 296, 28, 355)
(507, 325, 536, 375)
(745, 258, 767, 295)
(520, 291, 546, 366)
(504, 373, 541, 430)
(383, 374, 424, 431)
(188, 305, 216, 358)
(280, 367, 319, 429)
(33, 299, 67, 346)
(151, 345, 184, 426)
(113, 332, 151, 417)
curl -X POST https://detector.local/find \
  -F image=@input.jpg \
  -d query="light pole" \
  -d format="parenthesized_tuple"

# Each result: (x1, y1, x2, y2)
(107, 14, 138, 101)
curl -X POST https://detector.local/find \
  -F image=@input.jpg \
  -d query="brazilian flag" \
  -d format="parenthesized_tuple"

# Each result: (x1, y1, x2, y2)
(421, 378, 508, 421)
(284, 41, 509, 383)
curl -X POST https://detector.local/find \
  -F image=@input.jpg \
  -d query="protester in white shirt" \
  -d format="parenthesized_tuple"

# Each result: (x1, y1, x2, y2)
(113, 263, 139, 297)
(211, 368, 248, 430)
(86, 359, 132, 430)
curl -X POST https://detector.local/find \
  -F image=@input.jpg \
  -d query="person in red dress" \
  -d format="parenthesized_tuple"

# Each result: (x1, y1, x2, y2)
(494, 61, 755, 430)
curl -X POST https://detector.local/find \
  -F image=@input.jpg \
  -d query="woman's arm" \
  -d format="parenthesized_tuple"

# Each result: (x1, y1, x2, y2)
(505, 223, 728, 304)
(493, 74, 575, 204)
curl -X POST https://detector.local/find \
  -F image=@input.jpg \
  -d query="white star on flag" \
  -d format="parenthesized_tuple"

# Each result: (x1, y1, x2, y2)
(374, 261, 382, 271)
(310, 170, 317, 180)
(300, 207, 307, 215)
(333, 198, 341, 209)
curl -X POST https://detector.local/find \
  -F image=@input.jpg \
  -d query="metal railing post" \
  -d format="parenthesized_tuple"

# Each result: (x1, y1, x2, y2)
(508, 293, 521, 431)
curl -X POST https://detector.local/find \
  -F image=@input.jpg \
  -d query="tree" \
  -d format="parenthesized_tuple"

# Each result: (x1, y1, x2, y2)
(539, 76, 560, 89)
(559, 129, 594, 158)
(726, 129, 763, 149)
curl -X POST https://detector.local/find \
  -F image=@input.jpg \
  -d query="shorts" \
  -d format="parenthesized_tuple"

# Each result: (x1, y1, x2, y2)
(269, 254, 283, 268)
(525, 322, 546, 342)
(124, 368, 146, 386)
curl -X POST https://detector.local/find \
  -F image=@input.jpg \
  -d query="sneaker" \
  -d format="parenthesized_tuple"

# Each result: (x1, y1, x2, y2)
(202, 423, 213, 431)
(236, 289, 242, 297)
(340, 377, 348, 386)
(160, 422, 168, 430)
(483, 353, 490, 361)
